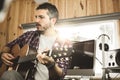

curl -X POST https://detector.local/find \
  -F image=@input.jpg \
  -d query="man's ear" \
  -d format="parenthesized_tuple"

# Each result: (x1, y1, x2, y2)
(51, 18, 57, 24)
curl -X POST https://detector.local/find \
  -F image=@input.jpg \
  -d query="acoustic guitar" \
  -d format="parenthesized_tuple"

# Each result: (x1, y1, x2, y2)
(0, 44, 37, 80)
(0, 43, 73, 80)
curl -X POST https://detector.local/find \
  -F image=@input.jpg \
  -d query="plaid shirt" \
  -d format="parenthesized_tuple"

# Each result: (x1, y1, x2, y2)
(6, 30, 71, 80)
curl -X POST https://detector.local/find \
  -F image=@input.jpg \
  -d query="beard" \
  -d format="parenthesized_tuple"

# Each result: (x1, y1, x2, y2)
(36, 22, 52, 33)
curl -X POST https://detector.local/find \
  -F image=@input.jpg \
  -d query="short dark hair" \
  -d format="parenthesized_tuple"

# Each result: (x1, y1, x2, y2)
(36, 2, 59, 20)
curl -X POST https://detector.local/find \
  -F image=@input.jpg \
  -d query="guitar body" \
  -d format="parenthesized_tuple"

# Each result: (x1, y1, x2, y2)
(12, 44, 37, 80)
(0, 44, 20, 76)
(0, 63, 8, 76)
(0, 44, 37, 80)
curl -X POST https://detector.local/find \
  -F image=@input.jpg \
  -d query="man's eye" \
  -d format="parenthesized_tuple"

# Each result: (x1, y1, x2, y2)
(35, 16, 37, 18)
(38, 16, 44, 19)
(35, 15, 44, 19)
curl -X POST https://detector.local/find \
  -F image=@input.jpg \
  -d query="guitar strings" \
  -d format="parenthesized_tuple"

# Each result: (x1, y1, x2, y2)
(48, 48, 53, 56)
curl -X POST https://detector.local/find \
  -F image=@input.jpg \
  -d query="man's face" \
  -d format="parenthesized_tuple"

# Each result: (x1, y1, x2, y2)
(35, 9, 52, 31)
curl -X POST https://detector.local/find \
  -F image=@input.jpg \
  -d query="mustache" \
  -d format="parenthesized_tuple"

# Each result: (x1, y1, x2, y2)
(35, 22, 41, 26)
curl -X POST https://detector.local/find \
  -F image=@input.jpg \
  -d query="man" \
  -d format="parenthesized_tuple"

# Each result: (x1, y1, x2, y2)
(0, 2, 69, 80)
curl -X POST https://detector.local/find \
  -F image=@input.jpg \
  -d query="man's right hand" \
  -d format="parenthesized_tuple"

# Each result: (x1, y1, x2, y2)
(1, 53, 15, 66)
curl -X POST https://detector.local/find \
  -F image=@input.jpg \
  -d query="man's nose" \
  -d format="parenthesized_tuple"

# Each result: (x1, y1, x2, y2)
(35, 18, 41, 22)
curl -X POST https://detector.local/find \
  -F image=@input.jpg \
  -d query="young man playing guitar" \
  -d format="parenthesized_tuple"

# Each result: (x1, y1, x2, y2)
(0, 2, 71, 80)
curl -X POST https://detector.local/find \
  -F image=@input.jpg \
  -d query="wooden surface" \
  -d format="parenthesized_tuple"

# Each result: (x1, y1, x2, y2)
(0, 0, 120, 52)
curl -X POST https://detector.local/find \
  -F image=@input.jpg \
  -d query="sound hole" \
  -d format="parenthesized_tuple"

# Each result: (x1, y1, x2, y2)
(115, 52, 120, 66)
